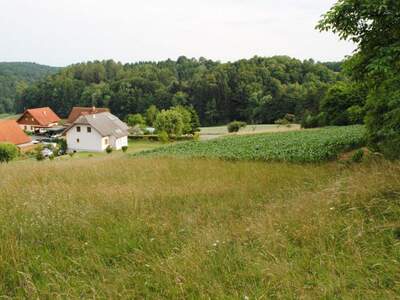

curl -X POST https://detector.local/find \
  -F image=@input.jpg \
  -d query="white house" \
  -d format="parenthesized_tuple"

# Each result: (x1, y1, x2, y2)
(64, 112, 129, 152)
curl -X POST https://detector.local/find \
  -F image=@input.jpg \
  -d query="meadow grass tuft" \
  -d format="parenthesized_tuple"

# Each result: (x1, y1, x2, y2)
(0, 155, 399, 298)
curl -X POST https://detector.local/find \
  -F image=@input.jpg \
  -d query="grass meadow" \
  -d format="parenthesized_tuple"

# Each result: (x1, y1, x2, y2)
(0, 154, 399, 298)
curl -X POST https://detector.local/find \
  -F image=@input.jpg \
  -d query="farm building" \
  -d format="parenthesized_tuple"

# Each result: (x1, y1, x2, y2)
(0, 120, 32, 150)
(66, 106, 110, 124)
(64, 112, 129, 152)
(17, 107, 60, 133)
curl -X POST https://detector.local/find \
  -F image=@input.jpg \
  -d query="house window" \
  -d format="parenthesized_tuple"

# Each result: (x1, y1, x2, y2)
(24, 126, 27, 130)
(76, 138, 80, 143)
(76, 126, 81, 132)
(104, 138, 109, 145)
(87, 127, 91, 133)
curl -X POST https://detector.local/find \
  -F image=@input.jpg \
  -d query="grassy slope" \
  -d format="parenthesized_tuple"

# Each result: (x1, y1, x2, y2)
(0, 155, 399, 298)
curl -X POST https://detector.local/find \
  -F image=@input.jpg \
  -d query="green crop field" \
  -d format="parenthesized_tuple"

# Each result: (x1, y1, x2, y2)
(138, 125, 366, 163)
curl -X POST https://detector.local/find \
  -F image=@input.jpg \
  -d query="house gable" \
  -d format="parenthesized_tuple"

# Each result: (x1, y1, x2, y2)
(17, 107, 60, 127)
(17, 111, 40, 126)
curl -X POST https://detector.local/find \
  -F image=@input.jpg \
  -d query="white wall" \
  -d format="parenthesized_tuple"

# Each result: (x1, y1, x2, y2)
(19, 124, 35, 132)
(66, 125, 106, 152)
(115, 136, 128, 150)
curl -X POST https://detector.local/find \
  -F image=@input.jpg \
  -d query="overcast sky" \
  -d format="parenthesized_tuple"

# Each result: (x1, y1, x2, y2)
(0, 0, 354, 67)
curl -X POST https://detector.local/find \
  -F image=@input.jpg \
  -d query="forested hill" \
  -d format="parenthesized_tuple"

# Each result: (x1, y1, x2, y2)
(0, 62, 59, 113)
(19, 56, 344, 125)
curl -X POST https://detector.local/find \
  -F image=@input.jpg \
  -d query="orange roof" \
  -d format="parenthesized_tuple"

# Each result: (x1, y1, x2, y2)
(18, 107, 60, 126)
(0, 120, 32, 145)
(67, 107, 110, 124)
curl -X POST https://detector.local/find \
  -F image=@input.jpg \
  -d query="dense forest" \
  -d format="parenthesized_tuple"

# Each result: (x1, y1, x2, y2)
(18, 56, 350, 126)
(0, 62, 59, 114)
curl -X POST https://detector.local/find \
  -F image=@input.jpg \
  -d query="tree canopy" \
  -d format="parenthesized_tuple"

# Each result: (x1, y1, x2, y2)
(0, 62, 59, 114)
(18, 57, 344, 126)
(318, 0, 400, 158)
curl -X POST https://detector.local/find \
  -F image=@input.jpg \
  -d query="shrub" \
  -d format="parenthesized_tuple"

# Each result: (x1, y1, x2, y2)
(106, 146, 113, 154)
(122, 146, 128, 153)
(36, 151, 45, 161)
(301, 114, 320, 129)
(0, 143, 19, 163)
(49, 154, 55, 161)
(193, 132, 200, 141)
(351, 149, 364, 163)
(275, 118, 290, 126)
(158, 131, 169, 143)
(69, 152, 75, 158)
(57, 139, 67, 155)
(227, 121, 247, 133)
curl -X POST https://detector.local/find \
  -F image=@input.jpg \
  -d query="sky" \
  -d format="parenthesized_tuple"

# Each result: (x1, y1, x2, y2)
(0, 0, 355, 67)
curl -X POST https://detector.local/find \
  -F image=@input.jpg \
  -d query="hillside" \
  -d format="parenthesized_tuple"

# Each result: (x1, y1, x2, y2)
(0, 62, 60, 114)
(19, 56, 344, 123)
(0, 155, 398, 298)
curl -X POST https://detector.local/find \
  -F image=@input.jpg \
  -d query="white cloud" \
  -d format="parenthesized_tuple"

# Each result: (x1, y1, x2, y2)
(0, 0, 354, 66)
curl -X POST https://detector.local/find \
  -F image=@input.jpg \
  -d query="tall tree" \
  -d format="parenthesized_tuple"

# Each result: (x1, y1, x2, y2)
(318, 0, 400, 158)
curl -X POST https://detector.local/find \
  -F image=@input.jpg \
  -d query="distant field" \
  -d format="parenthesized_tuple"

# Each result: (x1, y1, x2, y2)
(0, 113, 20, 120)
(138, 125, 366, 163)
(200, 124, 300, 140)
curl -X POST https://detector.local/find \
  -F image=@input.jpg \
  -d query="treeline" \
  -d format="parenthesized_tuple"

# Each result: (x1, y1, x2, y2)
(0, 62, 59, 113)
(19, 56, 346, 126)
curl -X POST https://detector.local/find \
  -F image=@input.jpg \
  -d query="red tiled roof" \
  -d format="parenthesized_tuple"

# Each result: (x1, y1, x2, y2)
(67, 107, 110, 124)
(18, 107, 60, 126)
(0, 120, 32, 145)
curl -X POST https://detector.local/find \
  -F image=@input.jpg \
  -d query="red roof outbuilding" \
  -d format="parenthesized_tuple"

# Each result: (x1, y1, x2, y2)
(0, 120, 32, 145)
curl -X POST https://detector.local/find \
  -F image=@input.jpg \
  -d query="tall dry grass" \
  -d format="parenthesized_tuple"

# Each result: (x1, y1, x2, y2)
(0, 156, 399, 298)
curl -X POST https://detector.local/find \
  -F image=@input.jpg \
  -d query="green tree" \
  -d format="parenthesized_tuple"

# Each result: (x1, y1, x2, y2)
(172, 91, 189, 106)
(145, 105, 159, 127)
(320, 82, 366, 125)
(125, 113, 145, 127)
(318, 0, 400, 158)
(154, 109, 184, 137)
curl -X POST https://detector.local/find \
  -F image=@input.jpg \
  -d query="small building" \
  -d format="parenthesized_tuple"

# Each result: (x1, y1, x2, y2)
(17, 107, 61, 133)
(66, 106, 110, 125)
(0, 120, 33, 150)
(64, 112, 129, 152)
